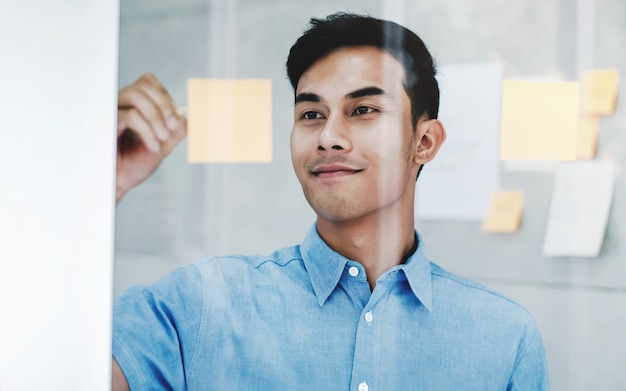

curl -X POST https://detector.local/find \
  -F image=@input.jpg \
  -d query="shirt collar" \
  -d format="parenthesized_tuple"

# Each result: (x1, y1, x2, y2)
(300, 224, 432, 311)
(300, 225, 349, 307)
(401, 230, 433, 311)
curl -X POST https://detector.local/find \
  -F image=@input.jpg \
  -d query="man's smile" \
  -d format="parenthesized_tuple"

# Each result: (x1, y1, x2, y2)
(310, 163, 364, 179)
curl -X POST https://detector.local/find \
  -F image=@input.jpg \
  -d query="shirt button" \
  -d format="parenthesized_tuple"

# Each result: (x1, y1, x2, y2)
(348, 266, 359, 277)
(358, 381, 369, 391)
(364, 311, 373, 323)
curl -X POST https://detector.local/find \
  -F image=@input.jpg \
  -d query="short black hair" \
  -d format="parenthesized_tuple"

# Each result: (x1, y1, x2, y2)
(286, 12, 439, 127)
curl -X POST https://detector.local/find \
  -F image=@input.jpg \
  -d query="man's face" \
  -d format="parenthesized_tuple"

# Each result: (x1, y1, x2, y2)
(290, 46, 422, 223)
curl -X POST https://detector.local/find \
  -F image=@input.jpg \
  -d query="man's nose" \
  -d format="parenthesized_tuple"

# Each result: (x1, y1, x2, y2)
(318, 115, 352, 152)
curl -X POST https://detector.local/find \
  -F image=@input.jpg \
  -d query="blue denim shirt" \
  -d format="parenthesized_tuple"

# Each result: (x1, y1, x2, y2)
(113, 225, 548, 390)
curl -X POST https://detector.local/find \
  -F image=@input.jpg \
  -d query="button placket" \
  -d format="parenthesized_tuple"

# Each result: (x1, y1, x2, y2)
(350, 280, 390, 391)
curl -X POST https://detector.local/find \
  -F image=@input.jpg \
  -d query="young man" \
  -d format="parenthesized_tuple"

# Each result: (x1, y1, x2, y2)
(112, 13, 549, 390)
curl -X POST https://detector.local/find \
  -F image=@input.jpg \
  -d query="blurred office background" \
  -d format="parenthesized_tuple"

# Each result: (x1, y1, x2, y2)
(114, 0, 626, 389)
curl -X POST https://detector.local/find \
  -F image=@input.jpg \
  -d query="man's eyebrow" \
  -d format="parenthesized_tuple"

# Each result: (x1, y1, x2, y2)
(294, 87, 389, 104)
(346, 86, 388, 99)
(294, 92, 321, 104)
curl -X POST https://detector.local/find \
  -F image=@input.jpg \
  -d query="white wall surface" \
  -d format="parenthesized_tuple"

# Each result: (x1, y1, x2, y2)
(0, 1, 119, 389)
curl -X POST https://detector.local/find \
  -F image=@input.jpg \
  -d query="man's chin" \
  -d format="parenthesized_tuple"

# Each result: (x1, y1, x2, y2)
(311, 204, 362, 224)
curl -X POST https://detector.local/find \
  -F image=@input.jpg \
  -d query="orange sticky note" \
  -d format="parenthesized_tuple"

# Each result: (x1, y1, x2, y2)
(500, 80, 580, 161)
(577, 116, 599, 159)
(580, 69, 619, 116)
(187, 79, 272, 163)
(482, 190, 524, 233)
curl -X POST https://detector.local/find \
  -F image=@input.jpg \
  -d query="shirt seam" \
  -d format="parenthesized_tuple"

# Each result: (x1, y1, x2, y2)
(431, 269, 530, 312)
(112, 332, 149, 391)
(186, 263, 206, 375)
(507, 324, 538, 387)
(253, 256, 303, 269)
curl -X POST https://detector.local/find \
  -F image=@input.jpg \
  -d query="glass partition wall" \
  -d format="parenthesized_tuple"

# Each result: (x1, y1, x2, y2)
(115, 1, 626, 389)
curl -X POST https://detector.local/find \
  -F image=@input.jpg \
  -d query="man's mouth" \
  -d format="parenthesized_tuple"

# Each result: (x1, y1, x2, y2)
(312, 164, 363, 178)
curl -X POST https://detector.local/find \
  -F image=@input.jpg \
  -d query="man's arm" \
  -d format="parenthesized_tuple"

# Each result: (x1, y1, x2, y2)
(111, 358, 129, 391)
(112, 74, 187, 389)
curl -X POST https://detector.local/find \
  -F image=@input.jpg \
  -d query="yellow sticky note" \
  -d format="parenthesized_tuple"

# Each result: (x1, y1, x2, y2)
(580, 69, 619, 116)
(187, 79, 272, 163)
(482, 190, 524, 233)
(577, 116, 599, 159)
(500, 80, 580, 161)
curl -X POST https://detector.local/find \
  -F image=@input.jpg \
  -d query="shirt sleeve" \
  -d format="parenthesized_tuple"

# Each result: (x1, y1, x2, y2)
(112, 264, 204, 391)
(507, 318, 550, 391)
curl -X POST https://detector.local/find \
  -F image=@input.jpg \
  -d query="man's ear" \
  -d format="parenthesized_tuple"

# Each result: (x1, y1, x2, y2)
(414, 118, 446, 165)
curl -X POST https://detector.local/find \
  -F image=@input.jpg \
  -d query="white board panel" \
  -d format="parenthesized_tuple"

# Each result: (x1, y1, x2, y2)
(0, 1, 119, 389)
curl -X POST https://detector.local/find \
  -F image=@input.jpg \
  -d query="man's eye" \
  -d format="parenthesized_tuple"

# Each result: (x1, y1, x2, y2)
(302, 111, 323, 120)
(353, 106, 374, 115)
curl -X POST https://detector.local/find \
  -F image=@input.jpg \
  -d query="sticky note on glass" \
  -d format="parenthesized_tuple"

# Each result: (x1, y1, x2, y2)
(415, 62, 502, 221)
(187, 79, 272, 163)
(577, 116, 599, 159)
(543, 161, 615, 257)
(481, 190, 524, 233)
(500, 80, 580, 161)
(580, 69, 619, 116)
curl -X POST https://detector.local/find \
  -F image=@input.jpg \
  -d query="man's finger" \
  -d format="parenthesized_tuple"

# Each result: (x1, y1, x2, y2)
(134, 73, 180, 133)
(118, 108, 162, 154)
(118, 86, 171, 142)
(161, 115, 187, 157)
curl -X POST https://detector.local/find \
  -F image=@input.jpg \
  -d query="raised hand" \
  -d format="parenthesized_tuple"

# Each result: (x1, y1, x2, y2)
(116, 73, 186, 203)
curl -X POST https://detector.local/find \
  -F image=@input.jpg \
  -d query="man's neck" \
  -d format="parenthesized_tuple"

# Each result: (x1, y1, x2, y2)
(316, 209, 417, 291)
